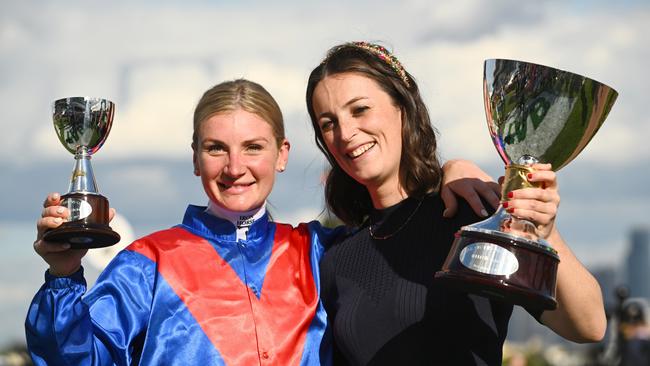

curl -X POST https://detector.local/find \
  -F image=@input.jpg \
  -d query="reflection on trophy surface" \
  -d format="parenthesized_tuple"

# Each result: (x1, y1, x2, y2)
(43, 97, 120, 248)
(435, 59, 618, 310)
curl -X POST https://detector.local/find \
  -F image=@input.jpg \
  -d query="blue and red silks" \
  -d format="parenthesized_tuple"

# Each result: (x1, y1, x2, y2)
(26, 205, 339, 365)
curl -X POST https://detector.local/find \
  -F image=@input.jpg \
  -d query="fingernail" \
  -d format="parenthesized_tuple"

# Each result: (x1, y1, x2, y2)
(502, 202, 509, 208)
(54, 217, 62, 223)
(527, 173, 533, 179)
(52, 193, 59, 200)
(62, 243, 70, 249)
(507, 208, 515, 213)
(442, 209, 450, 218)
(56, 207, 64, 214)
(507, 192, 514, 198)
(480, 209, 488, 217)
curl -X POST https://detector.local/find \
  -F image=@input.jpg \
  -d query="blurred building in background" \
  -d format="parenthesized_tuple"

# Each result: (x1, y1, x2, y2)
(625, 227, 650, 299)
(592, 266, 619, 310)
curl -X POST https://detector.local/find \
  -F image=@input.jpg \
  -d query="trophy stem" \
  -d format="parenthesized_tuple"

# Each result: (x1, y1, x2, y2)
(499, 162, 552, 244)
(68, 146, 99, 194)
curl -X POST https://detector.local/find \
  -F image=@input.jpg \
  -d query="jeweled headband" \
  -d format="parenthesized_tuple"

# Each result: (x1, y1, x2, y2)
(324, 41, 411, 87)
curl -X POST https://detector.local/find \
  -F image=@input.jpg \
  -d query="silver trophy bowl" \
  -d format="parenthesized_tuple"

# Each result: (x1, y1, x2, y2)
(53, 97, 114, 155)
(484, 59, 618, 170)
(435, 59, 618, 310)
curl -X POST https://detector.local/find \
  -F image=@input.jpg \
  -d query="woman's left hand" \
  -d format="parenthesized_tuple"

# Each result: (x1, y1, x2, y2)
(503, 163, 560, 239)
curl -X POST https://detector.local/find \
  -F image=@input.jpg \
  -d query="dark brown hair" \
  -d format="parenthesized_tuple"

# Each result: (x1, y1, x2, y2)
(305, 42, 443, 226)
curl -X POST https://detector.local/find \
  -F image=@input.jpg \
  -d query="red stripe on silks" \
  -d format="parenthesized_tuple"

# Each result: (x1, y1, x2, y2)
(128, 228, 259, 365)
(249, 223, 317, 365)
(128, 224, 317, 366)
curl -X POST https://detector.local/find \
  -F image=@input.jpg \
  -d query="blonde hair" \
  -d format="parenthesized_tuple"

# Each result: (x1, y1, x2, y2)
(192, 79, 285, 148)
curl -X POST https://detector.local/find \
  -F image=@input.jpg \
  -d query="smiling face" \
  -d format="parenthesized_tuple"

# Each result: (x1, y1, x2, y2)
(312, 72, 404, 206)
(193, 109, 289, 212)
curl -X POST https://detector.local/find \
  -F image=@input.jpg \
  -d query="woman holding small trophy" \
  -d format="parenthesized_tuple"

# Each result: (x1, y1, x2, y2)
(307, 42, 607, 365)
(26, 78, 497, 365)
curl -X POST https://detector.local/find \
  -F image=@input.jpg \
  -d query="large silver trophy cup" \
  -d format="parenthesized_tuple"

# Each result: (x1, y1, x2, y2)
(435, 59, 618, 310)
(43, 97, 121, 248)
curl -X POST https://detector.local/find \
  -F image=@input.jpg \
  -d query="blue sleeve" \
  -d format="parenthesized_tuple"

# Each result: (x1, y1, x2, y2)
(25, 250, 154, 366)
(306, 221, 347, 263)
(304, 221, 348, 366)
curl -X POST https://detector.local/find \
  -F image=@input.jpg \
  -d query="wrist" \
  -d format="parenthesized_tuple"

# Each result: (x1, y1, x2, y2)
(48, 265, 82, 277)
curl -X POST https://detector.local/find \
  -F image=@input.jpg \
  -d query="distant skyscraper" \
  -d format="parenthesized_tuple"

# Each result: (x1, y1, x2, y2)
(625, 227, 650, 299)
(592, 266, 618, 308)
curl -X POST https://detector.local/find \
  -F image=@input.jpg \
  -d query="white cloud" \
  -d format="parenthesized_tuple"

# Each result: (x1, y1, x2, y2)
(272, 206, 325, 227)
(0, 19, 33, 51)
(411, 0, 550, 42)
(399, 5, 649, 165)
(105, 62, 210, 159)
(84, 213, 136, 271)
(4, 1, 646, 166)
(216, 60, 308, 119)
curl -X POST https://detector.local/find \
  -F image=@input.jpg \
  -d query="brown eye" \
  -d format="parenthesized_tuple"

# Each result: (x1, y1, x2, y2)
(320, 119, 335, 132)
(352, 106, 369, 115)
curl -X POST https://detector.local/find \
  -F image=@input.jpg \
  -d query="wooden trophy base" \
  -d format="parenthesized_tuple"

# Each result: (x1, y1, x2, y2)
(42, 192, 120, 249)
(435, 229, 559, 311)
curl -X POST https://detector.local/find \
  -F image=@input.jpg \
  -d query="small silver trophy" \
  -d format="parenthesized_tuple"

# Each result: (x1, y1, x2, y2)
(435, 59, 618, 310)
(43, 97, 120, 248)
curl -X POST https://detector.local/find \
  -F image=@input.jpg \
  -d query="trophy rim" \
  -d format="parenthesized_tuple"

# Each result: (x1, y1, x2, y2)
(52, 96, 115, 107)
(483, 58, 619, 94)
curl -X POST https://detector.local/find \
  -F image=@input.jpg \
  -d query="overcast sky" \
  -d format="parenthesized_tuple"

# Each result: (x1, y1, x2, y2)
(1, 0, 649, 345)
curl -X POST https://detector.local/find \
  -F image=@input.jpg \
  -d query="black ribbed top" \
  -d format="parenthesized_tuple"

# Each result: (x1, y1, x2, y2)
(320, 193, 533, 365)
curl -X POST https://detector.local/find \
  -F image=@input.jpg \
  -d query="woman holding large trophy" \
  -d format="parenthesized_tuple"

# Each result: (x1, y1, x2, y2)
(26, 79, 498, 365)
(308, 42, 610, 365)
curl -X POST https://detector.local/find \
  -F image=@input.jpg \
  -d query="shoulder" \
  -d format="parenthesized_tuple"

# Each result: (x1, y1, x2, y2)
(275, 220, 351, 248)
(307, 221, 350, 244)
(128, 226, 190, 245)
(426, 192, 485, 229)
(411, 193, 482, 235)
(320, 222, 366, 267)
(125, 226, 197, 260)
(318, 224, 360, 297)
